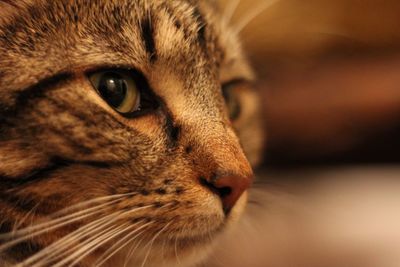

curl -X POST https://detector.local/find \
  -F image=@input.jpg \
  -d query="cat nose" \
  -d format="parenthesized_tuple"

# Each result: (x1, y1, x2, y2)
(201, 174, 253, 214)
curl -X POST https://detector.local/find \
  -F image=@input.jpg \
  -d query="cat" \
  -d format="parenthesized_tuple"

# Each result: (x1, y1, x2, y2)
(0, 0, 264, 266)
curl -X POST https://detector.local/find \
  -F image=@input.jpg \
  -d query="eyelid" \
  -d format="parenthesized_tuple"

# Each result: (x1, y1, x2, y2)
(221, 78, 252, 90)
(84, 64, 138, 75)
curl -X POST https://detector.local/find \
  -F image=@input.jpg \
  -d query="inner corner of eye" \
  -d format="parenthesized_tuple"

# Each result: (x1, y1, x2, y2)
(88, 72, 102, 87)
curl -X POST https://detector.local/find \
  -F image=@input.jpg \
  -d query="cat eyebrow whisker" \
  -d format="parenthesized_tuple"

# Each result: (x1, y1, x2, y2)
(234, 0, 281, 34)
(223, 0, 241, 24)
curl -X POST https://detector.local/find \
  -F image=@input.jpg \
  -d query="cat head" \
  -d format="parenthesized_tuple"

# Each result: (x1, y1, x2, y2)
(0, 0, 264, 266)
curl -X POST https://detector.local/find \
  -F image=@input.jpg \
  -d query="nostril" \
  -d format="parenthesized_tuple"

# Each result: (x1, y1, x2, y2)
(199, 174, 251, 215)
(200, 177, 230, 197)
(200, 177, 231, 196)
(218, 186, 232, 199)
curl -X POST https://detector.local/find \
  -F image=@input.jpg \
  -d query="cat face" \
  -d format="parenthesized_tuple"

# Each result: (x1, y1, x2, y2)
(0, 1, 264, 266)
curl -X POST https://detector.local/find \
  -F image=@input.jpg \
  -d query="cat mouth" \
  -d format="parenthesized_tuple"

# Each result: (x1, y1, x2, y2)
(164, 222, 226, 248)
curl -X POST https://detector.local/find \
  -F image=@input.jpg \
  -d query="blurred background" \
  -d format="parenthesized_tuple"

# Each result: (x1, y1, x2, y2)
(210, 1, 400, 267)
(223, 0, 400, 165)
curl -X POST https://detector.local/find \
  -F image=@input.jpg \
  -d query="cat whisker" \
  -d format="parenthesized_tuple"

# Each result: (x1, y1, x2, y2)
(0, 195, 126, 241)
(147, 240, 164, 267)
(54, 223, 132, 267)
(65, 222, 145, 267)
(21, 204, 154, 267)
(123, 231, 148, 267)
(0, 204, 112, 254)
(20, 211, 125, 267)
(96, 202, 175, 267)
(174, 222, 184, 266)
(234, 0, 281, 34)
(94, 221, 154, 267)
(0, 195, 128, 252)
(160, 234, 167, 267)
(247, 199, 266, 207)
(49, 193, 137, 219)
(29, 222, 124, 267)
(14, 201, 41, 230)
(140, 222, 172, 267)
(123, 202, 178, 267)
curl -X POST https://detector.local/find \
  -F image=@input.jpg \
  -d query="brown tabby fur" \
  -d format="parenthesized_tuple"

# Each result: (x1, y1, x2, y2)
(0, 0, 263, 266)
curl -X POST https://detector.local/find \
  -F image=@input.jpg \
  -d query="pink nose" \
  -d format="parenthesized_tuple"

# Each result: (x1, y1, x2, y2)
(201, 174, 253, 214)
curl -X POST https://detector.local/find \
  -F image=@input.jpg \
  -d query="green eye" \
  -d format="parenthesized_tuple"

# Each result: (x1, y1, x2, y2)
(222, 82, 241, 121)
(90, 71, 141, 114)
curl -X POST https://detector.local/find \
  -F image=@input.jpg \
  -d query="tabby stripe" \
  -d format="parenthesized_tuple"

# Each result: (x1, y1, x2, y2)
(160, 2, 181, 29)
(192, 7, 207, 49)
(0, 190, 66, 216)
(1, 72, 72, 113)
(0, 157, 115, 188)
(0, 159, 118, 215)
(0, 191, 42, 215)
(141, 14, 157, 63)
(45, 125, 94, 155)
(0, 220, 13, 235)
(151, 96, 181, 149)
(164, 114, 181, 148)
(5, 240, 44, 261)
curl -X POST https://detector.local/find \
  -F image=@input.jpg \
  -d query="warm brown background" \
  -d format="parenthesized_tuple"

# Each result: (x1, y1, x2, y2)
(221, 0, 400, 165)
(210, 2, 400, 267)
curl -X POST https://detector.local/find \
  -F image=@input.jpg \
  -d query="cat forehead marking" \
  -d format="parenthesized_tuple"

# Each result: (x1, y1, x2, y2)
(0, 1, 223, 63)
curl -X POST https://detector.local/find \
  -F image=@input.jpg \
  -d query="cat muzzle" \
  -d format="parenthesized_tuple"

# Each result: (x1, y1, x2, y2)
(201, 173, 253, 214)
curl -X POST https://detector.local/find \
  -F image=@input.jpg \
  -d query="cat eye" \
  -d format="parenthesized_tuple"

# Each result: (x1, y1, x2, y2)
(222, 81, 242, 121)
(89, 69, 158, 117)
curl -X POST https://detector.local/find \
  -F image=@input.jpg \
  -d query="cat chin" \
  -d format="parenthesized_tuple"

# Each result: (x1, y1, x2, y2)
(108, 193, 249, 267)
(109, 222, 222, 267)
(111, 238, 217, 267)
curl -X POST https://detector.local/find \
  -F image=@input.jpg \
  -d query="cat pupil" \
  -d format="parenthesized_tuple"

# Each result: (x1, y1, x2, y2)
(98, 72, 128, 108)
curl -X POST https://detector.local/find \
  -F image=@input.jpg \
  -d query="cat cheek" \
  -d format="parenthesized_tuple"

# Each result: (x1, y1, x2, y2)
(232, 88, 265, 166)
(0, 142, 50, 179)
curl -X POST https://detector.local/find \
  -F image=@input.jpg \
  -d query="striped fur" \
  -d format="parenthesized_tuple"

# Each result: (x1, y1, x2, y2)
(0, 1, 263, 266)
